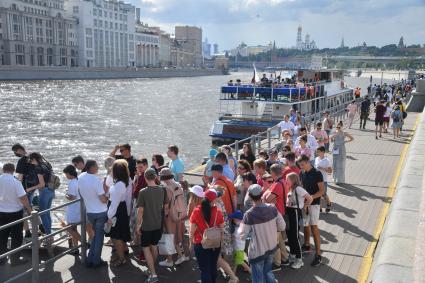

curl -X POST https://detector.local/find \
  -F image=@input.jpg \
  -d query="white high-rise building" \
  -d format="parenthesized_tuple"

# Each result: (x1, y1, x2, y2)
(0, 0, 78, 66)
(64, 0, 135, 67)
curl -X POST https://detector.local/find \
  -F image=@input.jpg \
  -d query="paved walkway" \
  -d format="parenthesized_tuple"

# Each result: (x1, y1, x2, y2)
(0, 112, 418, 283)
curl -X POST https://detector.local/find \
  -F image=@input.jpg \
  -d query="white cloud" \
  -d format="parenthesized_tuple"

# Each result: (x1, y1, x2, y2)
(130, 0, 425, 49)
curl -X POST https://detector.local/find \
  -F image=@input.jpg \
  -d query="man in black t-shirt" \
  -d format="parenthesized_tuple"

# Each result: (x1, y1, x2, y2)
(298, 155, 325, 267)
(359, 96, 371, 130)
(11, 144, 30, 189)
(11, 143, 33, 238)
(110, 143, 137, 179)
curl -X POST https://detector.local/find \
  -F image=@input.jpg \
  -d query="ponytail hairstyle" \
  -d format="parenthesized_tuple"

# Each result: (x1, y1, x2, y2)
(201, 198, 212, 224)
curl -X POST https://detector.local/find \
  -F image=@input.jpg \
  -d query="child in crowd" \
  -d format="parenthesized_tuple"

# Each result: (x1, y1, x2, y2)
(63, 165, 82, 254)
(229, 210, 251, 275)
(314, 146, 332, 213)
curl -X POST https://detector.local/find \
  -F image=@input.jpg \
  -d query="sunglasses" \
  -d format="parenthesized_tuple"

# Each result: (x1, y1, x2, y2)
(264, 179, 274, 183)
(237, 167, 245, 170)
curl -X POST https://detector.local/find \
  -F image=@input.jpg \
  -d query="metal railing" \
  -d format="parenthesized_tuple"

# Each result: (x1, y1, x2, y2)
(0, 198, 87, 283)
(183, 96, 367, 181)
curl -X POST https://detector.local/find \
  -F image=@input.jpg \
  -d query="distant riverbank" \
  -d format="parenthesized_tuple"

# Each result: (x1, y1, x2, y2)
(0, 66, 224, 81)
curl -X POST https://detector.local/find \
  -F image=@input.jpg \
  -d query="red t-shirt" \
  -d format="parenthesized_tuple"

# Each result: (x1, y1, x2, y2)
(269, 179, 288, 215)
(256, 174, 264, 187)
(133, 174, 147, 199)
(189, 205, 224, 244)
(282, 166, 301, 180)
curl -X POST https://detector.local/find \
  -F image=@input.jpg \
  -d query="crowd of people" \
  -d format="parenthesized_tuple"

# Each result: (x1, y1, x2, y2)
(0, 81, 414, 283)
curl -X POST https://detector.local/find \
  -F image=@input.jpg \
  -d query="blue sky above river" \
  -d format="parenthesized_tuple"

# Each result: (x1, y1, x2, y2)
(131, 0, 425, 50)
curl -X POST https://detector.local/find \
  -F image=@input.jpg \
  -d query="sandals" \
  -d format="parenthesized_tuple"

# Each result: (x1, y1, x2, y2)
(111, 258, 127, 267)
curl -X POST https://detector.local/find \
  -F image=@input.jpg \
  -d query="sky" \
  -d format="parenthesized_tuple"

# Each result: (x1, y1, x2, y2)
(130, 0, 425, 51)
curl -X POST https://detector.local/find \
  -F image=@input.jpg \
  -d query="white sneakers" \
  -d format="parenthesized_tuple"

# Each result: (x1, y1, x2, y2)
(290, 258, 304, 269)
(174, 256, 189, 266)
(159, 256, 189, 267)
(159, 259, 173, 267)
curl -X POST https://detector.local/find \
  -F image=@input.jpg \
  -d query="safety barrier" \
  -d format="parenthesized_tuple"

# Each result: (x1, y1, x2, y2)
(0, 199, 87, 283)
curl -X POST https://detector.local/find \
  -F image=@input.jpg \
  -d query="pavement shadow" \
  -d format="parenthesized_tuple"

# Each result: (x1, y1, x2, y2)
(319, 211, 374, 242)
(67, 256, 111, 283)
(276, 254, 357, 282)
(327, 202, 357, 219)
(38, 262, 63, 283)
(329, 183, 387, 202)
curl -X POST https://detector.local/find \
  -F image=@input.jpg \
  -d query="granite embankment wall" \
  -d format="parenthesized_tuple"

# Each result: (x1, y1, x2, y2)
(370, 107, 425, 283)
(0, 67, 224, 81)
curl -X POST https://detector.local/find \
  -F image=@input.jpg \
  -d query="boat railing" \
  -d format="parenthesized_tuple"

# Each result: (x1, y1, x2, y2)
(220, 80, 350, 103)
(0, 199, 88, 283)
(225, 96, 370, 161)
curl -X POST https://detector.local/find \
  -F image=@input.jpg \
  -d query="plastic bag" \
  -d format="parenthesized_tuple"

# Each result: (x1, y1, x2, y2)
(158, 233, 176, 255)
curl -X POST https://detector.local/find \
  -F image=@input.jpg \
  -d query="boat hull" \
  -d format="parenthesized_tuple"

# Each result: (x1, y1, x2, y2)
(210, 119, 278, 144)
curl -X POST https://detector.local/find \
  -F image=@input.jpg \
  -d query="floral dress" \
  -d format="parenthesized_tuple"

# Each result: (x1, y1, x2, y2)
(216, 199, 234, 256)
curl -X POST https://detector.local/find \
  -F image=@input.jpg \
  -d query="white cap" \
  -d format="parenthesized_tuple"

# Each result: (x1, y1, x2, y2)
(189, 185, 205, 198)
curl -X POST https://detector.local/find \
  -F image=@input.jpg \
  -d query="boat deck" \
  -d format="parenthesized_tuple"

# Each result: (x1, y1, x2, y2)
(0, 112, 419, 283)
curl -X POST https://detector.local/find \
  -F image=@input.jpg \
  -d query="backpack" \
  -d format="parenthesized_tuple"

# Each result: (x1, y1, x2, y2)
(201, 210, 222, 249)
(47, 173, 61, 191)
(169, 183, 187, 222)
(40, 162, 60, 191)
(392, 111, 400, 123)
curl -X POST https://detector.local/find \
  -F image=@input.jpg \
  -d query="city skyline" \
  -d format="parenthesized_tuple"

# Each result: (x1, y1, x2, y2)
(132, 0, 425, 50)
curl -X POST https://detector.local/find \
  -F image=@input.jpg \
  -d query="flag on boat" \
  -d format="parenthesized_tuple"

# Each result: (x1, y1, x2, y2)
(252, 63, 260, 84)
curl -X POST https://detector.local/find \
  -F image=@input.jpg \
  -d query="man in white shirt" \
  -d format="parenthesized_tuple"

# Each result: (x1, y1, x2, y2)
(314, 147, 332, 213)
(78, 160, 108, 268)
(295, 127, 319, 160)
(277, 115, 295, 136)
(0, 163, 32, 266)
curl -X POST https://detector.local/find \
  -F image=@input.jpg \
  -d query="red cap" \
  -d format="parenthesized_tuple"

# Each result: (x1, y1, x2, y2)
(204, 189, 217, 202)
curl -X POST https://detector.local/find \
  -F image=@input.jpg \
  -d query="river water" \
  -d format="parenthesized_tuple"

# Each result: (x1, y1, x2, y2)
(0, 72, 404, 204)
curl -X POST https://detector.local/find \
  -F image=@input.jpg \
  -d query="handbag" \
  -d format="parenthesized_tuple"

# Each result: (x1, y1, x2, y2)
(294, 187, 304, 227)
(201, 210, 222, 249)
(158, 233, 177, 255)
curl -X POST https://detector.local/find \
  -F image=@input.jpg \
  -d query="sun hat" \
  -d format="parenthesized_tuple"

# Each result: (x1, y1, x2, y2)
(189, 185, 205, 198)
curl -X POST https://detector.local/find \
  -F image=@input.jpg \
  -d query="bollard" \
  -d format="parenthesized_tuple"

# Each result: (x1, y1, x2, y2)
(31, 211, 39, 283)
(234, 141, 239, 160)
(267, 129, 271, 150)
(80, 199, 87, 264)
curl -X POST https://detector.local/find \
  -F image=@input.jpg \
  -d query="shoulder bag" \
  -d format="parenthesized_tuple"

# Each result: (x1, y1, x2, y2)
(201, 210, 222, 249)
(278, 177, 290, 231)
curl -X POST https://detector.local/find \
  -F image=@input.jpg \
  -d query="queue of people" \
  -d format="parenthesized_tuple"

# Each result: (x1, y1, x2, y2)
(1, 88, 412, 283)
